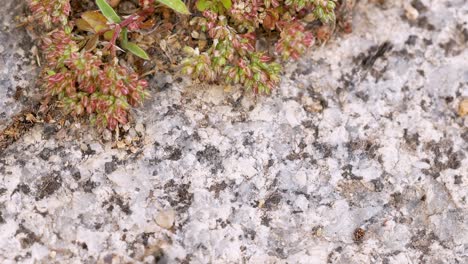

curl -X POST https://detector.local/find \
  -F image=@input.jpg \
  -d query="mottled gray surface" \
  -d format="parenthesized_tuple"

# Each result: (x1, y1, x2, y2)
(1, 0, 468, 263)
(0, 1, 38, 130)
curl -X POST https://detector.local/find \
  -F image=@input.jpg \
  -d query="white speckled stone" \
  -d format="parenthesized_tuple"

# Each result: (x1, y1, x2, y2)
(0, 0, 467, 263)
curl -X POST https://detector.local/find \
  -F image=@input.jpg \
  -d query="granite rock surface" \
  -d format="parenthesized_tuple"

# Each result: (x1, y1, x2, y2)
(0, 0, 467, 263)
(0, 1, 39, 131)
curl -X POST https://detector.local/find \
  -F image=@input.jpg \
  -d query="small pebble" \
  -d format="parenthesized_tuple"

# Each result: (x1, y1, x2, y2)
(459, 99, 468, 117)
(405, 4, 419, 21)
(102, 129, 112, 141)
(124, 135, 132, 145)
(135, 123, 145, 134)
(155, 209, 175, 229)
(128, 128, 137, 138)
(80, 143, 89, 152)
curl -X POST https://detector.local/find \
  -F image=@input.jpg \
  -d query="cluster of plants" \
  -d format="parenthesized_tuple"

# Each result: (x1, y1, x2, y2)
(27, 0, 340, 130)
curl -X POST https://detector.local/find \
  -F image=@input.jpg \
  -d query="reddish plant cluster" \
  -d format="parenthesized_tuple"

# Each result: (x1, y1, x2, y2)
(184, 0, 338, 93)
(41, 30, 148, 130)
(182, 11, 281, 93)
(26, 0, 343, 131)
(27, 0, 71, 29)
(276, 21, 314, 60)
(28, 0, 149, 130)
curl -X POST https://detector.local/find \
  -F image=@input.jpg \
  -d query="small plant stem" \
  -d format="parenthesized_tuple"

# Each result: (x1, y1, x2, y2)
(106, 8, 152, 57)
(107, 24, 122, 57)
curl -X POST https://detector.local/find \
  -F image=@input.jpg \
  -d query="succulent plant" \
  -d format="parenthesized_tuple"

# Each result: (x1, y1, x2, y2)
(182, 0, 338, 93)
(41, 29, 149, 130)
(27, 0, 340, 130)
(27, 0, 71, 29)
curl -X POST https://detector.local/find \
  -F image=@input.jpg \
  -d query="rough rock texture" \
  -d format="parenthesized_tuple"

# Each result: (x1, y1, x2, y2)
(1, 0, 467, 263)
(0, 1, 38, 131)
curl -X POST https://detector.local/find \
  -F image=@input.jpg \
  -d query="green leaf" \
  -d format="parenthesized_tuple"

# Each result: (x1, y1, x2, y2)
(196, 0, 210, 11)
(121, 28, 129, 49)
(96, 0, 121, 23)
(125, 42, 150, 60)
(220, 0, 232, 9)
(157, 0, 190, 15)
